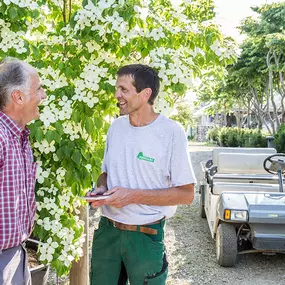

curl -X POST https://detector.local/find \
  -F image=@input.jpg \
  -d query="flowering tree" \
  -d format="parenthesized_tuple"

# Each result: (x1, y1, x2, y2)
(0, 0, 236, 276)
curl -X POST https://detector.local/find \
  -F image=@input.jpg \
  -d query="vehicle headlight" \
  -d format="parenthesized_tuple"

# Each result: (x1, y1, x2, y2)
(224, 209, 248, 222)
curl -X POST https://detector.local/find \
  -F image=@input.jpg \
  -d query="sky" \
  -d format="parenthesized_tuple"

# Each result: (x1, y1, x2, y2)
(214, 0, 284, 43)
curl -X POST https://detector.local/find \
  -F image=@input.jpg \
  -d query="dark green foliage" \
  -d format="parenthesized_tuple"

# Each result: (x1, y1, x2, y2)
(206, 127, 219, 142)
(207, 127, 267, 147)
(274, 124, 285, 153)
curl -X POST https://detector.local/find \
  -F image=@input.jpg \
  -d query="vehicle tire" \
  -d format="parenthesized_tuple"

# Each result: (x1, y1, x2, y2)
(216, 223, 237, 267)
(199, 186, 206, 219)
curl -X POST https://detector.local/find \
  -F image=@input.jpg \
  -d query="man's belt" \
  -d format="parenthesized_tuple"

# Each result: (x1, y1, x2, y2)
(106, 218, 165, 235)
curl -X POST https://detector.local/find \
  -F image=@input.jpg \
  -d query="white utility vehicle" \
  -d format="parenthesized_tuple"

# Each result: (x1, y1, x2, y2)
(199, 147, 285, 267)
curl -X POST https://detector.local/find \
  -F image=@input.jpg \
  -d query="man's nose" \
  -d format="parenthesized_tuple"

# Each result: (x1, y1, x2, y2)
(115, 90, 121, 99)
(42, 90, 47, 100)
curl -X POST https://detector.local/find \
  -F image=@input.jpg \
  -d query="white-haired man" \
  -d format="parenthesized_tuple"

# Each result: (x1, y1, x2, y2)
(0, 57, 46, 285)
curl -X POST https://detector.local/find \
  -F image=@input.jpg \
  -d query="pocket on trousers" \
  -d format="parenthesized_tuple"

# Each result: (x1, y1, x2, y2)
(93, 226, 106, 242)
(143, 253, 168, 285)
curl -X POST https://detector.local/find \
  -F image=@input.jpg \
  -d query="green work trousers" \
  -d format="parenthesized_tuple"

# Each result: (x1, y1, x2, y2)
(91, 216, 168, 285)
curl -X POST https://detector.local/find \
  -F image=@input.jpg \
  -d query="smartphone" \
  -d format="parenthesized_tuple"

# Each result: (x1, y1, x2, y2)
(79, 195, 112, 201)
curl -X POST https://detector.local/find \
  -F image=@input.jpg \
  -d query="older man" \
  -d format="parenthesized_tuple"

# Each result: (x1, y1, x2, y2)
(0, 57, 46, 285)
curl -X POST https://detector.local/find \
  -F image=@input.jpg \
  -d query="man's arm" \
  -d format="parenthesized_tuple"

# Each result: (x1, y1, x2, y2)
(90, 184, 194, 208)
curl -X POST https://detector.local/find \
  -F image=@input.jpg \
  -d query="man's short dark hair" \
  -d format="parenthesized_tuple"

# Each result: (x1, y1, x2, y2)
(117, 64, 160, 105)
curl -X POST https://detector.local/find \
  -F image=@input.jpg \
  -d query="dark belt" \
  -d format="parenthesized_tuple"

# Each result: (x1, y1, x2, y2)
(0, 243, 23, 254)
(106, 217, 165, 235)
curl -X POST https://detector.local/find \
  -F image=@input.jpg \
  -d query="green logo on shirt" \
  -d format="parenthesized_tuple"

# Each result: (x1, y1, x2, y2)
(137, 152, 154, 163)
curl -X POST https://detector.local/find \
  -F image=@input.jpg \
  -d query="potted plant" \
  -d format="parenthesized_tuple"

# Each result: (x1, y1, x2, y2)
(27, 239, 50, 285)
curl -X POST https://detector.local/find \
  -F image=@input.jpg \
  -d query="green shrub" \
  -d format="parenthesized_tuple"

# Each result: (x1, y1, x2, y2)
(206, 127, 219, 142)
(274, 124, 285, 153)
(244, 130, 267, 147)
(217, 127, 228, 146)
(207, 127, 268, 148)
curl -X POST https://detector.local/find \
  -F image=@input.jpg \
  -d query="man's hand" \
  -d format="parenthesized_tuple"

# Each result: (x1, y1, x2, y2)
(86, 185, 107, 206)
(90, 186, 134, 208)
(87, 186, 107, 196)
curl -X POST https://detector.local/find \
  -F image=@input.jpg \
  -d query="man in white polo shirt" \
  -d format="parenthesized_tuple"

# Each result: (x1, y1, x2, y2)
(89, 64, 196, 285)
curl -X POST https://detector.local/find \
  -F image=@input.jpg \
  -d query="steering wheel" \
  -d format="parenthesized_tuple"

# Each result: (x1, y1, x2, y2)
(263, 153, 285, 175)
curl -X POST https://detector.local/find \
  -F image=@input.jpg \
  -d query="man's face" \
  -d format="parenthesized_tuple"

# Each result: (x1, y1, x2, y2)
(22, 71, 46, 123)
(115, 75, 143, 116)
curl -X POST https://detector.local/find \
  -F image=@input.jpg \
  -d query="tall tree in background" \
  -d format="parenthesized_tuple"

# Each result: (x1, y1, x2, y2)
(197, 2, 285, 134)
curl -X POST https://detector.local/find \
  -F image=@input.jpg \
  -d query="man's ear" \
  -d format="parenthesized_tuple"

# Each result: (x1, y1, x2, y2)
(11, 90, 24, 106)
(141, 88, 152, 102)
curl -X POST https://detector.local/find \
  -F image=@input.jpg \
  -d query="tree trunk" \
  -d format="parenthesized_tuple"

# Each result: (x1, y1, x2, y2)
(69, 205, 89, 285)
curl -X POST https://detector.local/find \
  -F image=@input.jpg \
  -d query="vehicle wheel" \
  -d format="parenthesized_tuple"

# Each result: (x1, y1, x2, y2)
(216, 223, 237, 267)
(199, 186, 206, 218)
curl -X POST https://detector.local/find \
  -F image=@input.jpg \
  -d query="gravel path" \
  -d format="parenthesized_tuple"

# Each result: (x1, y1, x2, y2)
(48, 143, 285, 284)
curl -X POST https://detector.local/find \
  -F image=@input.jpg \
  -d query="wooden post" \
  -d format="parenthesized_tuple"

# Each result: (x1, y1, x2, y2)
(69, 205, 89, 285)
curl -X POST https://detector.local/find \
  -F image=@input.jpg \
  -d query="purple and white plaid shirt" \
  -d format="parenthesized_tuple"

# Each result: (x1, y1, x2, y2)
(0, 111, 37, 250)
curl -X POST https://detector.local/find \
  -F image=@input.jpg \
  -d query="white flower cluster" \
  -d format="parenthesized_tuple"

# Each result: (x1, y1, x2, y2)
(40, 95, 73, 127)
(3, 0, 38, 9)
(86, 44, 121, 67)
(210, 39, 237, 61)
(38, 237, 59, 262)
(146, 27, 165, 41)
(36, 161, 51, 184)
(72, 88, 99, 108)
(37, 215, 85, 267)
(56, 168, 66, 184)
(74, 0, 145, 45)
(71, 62, 107, 107)
(37, 222, 85, 267)
(34, 140, 56, 154)
(149, 47, 193, 86)
(62, 121, 92, 143)
(0, 20, 27, 54)
(154, 93, 173, 117)
(57, 229, 85, 267)
(37, 184, 58, 197)
(74, 0, 109, 31)
(38, 66, 68, 91)
(62, 122, 80, 141)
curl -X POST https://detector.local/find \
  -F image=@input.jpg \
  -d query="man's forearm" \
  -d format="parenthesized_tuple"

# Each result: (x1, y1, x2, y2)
(130, 184, 195, 206)
(101, 184, 195, 208)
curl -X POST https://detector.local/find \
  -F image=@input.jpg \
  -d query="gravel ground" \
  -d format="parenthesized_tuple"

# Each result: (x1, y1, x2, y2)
(48, 143, 285, 285)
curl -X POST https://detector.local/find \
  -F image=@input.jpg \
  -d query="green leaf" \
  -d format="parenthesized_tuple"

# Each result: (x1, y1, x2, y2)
(55, 122, 64, 136)
(31, 46, 40, 59)
(8, 7, 18, 19)
(46, 130, 55, 143)
(35, 128, 44, 142)
(85, 117, 94, 135)
(62, 145, 72, 157)
(71, 182, 80, 195)
(72, 110, 81, 124)
(141, 48, 149, 58)
(65, 169, 74, 186)
(71, 150, 81, 165)
(53, 131, 61, 144)
(94, 118, 103, 129)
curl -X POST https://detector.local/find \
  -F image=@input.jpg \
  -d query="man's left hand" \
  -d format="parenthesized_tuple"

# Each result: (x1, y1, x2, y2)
(90, 186, 134, 208)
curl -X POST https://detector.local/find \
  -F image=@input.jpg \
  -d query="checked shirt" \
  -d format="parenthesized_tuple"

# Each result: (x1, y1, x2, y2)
(0, 111, 37, 250)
